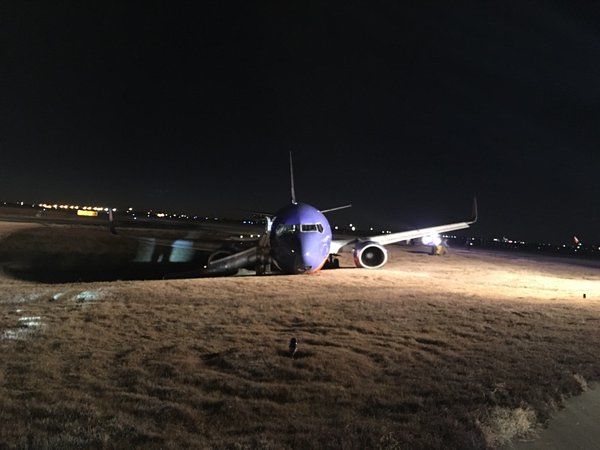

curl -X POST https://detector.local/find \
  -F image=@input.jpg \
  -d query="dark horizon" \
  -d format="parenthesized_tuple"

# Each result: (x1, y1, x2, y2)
(2, 2, 599, 243)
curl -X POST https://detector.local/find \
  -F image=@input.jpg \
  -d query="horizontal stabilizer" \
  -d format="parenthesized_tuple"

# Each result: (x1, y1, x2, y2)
(320, 204, 352, 214)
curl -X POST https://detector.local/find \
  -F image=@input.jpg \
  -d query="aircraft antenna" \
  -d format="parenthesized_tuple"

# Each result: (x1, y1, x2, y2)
(289, 151, 297, 204)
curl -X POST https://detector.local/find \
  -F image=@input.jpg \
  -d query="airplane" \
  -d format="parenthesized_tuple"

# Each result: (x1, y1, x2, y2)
(118, 153, 476, 276)
(0, 155, 476, 279)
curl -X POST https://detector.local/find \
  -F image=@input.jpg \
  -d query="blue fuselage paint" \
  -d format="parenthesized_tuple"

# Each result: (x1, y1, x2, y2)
(270, 203, 332, 274)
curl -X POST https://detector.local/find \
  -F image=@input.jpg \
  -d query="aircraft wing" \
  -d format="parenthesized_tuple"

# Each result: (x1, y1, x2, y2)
(330, 198, 477, 254)
(368, 220, 473, 245)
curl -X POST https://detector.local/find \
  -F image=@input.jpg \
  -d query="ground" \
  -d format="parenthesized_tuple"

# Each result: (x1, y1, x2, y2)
(1, 222, 599, 449)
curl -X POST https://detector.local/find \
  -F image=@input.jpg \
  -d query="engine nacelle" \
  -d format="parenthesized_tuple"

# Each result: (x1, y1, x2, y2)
(207, 250, 232, 264)
(204, 249, 240, 276)
(353, 241, 388, 269)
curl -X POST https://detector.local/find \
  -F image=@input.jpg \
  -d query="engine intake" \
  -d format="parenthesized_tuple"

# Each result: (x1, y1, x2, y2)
(353, 241, 388, 269)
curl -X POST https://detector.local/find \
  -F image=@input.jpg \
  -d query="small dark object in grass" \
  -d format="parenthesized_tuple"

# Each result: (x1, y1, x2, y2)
(583, 293, 587, 299)
(289, 337, 298, 358)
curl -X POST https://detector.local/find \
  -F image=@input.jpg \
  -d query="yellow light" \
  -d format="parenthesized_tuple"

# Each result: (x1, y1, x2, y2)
(77, 210, 98, 217)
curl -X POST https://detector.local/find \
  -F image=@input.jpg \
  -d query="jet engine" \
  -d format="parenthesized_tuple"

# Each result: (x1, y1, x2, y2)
(204, 249, 239, 276)
(204, 246, 261, 276)
(207, 250, 232, 264)
(353, 241, 388, 269)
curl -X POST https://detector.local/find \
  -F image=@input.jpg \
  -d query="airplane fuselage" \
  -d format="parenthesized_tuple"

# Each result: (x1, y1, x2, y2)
(269, 203, 332, 274)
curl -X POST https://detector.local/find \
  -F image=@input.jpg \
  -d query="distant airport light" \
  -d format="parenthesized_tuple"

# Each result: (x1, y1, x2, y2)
(77, 209, 98, 217)
(351, 226, 356, 231)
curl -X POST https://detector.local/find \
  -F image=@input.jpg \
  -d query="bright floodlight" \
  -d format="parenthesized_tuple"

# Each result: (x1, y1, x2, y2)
(422, 234, 442, 246)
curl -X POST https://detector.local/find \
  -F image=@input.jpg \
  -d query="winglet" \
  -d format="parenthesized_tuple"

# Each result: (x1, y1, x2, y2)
(289, 151, 297, 204)
(108, 209, 117, 235)
(470, 196, 478, 223)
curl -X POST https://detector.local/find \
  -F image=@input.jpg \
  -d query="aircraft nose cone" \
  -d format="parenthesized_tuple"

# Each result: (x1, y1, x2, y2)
(295, 234, 328, 274)
(303, 255, 316, 270)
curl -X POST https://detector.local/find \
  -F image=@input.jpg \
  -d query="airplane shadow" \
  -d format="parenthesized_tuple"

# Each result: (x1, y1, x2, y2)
(0, 226, 211, 283)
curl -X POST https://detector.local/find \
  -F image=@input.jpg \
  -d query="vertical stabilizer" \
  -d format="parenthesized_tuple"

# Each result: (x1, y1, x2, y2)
(289, 151, 297, 204)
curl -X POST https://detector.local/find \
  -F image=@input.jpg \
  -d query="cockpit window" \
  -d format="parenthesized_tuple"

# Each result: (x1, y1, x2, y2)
(276, 224, 296, 236)
(300, 223, 324, 233)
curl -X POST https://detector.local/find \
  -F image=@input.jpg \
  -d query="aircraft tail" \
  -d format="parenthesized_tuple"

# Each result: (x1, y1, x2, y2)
(289, 151, 297, 204)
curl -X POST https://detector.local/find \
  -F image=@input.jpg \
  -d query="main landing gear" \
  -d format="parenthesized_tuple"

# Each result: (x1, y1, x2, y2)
(324, 255, 340, 269)
(255, 244, 271, 275)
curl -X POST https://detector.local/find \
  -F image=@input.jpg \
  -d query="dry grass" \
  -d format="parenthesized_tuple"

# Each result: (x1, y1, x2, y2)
(1, 223, 600, 449)
(478, 406, 536, 447)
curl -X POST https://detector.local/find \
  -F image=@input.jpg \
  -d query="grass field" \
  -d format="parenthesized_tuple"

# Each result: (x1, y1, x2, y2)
(1, 223, 599, 449)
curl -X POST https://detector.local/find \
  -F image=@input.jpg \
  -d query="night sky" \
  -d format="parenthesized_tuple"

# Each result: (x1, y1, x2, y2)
(2, 2, 599, 243)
